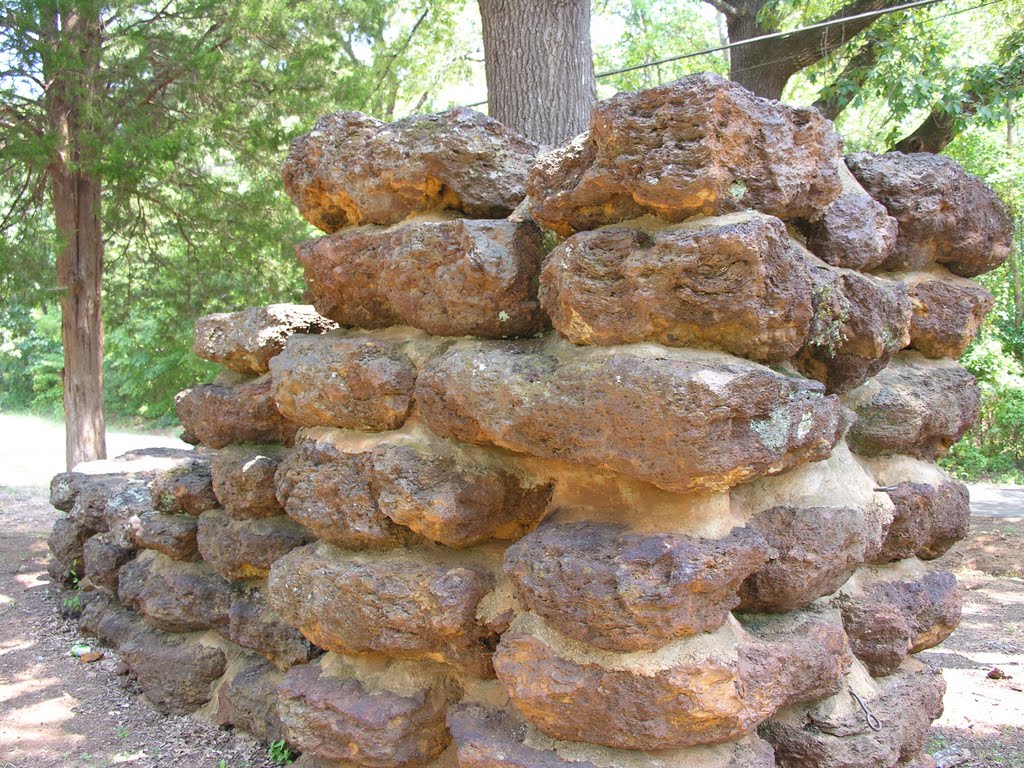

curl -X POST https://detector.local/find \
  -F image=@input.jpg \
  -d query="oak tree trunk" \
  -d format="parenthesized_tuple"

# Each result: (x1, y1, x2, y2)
(45, 4, 107, 469)
(478, 0, 596, 146)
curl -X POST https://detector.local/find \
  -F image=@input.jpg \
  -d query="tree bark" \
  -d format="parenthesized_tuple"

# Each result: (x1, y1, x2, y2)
(478, 0, 596, 146)
(45, 3, 107, 469)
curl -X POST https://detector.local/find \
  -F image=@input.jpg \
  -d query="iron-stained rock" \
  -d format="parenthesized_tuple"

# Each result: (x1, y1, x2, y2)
(211, 445, 287, 519)
(48, 516, 92, 586)
(298, 219, 547, 338)
(194, 304, 336, 374)
(901, 270, 995, 359)
(197, 508, 313, 581)
(176, 375, 298, 449)
(844, 353, 980, 459)
(416, 338, 843, 494)
(82, 532, 134, 593)
(119, 628, 228, 715)
(798, 181, 898, 272)
(132, 512, 200, 561)
(505, 520, 769, 651)
(149, 454, 218, 515)
(118, 550, 232, 632)
(846, 151, 1013, 277)
(226, 590, 320, 670)
(540, 213, 814, 363)
(528, 73, 843, 236)
(282, 108, 538, 232)
(270, 333, 419, 431)
(216, 655, 284, 742)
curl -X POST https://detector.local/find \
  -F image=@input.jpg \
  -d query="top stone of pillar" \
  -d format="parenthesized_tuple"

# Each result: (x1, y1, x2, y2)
(282, 108, 539, 233)
(527, 72, 844, 236)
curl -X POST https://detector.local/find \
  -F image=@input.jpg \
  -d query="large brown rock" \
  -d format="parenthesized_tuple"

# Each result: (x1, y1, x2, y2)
(282, 108, 538, 233)
(540, 213, 814, 363)
(225, 589, 320, 670)
(267, 543, 502, 676)
(416, 338, 844, 494)
(793, 266, 912, 394)
(103, 484, 157, 549)
(118, 550, 232, 632)
(176, 375, 298, 449)
(846, 151, 1013, 277)
(900, 270, 995, 359)
(736, 445, 893, 613)
(448, 703, 778, 768)
(193, 304, 336, 374)
(370, 441, 553, 549)
(505, 518, 768, 651)
(49, 447, 195, 511)
(216, 654, 285, 742)
(277, 658, 452, 767)
(838, 562, 961, 677)
(844, 353, 980, 459)
(299, 219, 547, 338)
(47, 516, 92, 586)
(149, 454, 218, 515)
(862, 457, 970, 562)
(211, 445, 287, 519)
(528, 73, 843, 236)
(270, 333, 420, 431)
(132, 512, 201, 561)
(494, 612, 850, 750)
(119, 628, 228, 715)
(763, 660, 945, 768)
(82, 532, 135, 593)
(197, 508, 313, 581)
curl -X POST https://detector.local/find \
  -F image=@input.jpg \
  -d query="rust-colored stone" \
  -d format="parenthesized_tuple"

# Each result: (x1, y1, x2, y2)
(197, 508, 313, 581)
(211, 445, 287, 519)
(225, 589, 320, 671)
(118, 550, 232, 632)
(175, 375, 298, 449)
(901, 270, 995, 359)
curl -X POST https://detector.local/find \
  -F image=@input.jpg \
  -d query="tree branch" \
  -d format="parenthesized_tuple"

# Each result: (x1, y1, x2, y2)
(705, 0, 739, 19)
(813, 38, 880, 120)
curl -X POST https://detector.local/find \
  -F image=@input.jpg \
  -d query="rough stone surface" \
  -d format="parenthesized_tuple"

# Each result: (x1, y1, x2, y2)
(763, 660, 945, 768)
(417, 339, 843, 494)
(798, 186, 898, 272)
(211, 445, 287, 519)
(793, 267, 912, 394)
(844, 354, 980, 459)
(846, 151, 1013, 277)
(268, 543, 501, 676)
(47, 516, 92, 586)
(197, 508, 313, 581)
(873, 476, 970, 563)
(902, 271, 995, 359)
(132, 513, 201, 561)
(66, 477, 138, 533)
(118, 550, 232, 632)
(540, 213, 814, 363)
(176, 375, 298, 449)
(448, 703, 778, 768)
(78, 591, 143, 648)
(505, 520, 769, 651)
(194, 304, 336, 374)
(226, 590, 320, 670)
(217, 655, 284, 742)
(299, 219, 547, 338)
(839, 564, 961, 677)
(149, 454, 218, 515)
(493, 612, 850, 750)
(51, 472, 127, 514)
(83, 532, 135, 593)
(103, 484, 156, 549)
(270, 333, 419, 431)
(371, 442, 553, 548)
(528, 73, 843, 236)
(282, 108, 538, 233)
(119, 628, 228, 715)
(277, 660, 451, 767)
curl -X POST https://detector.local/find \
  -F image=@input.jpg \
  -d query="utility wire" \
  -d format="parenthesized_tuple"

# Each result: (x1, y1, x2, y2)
(459, 0, 1005, 108)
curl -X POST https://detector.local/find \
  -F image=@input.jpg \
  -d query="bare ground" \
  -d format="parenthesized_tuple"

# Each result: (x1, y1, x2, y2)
(1, 481, 1022, 766)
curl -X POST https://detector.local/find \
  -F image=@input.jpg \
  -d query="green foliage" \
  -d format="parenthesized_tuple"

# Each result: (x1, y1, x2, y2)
(268, 739, 295, 765)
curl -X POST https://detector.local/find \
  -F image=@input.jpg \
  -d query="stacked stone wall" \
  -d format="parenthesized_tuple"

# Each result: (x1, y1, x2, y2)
(49, 72, 1013, 768)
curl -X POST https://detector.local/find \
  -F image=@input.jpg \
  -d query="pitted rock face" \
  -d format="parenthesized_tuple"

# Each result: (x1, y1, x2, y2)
(48, 517, 92, 586)
(528, 73, 843, 236)
(762, 661, 945, 768)
(175, 375, 298, 449)
(844, 353, 980, 459)
(846, 151, 1013, 277)
(197, 508, 314, 581)
(839, 564, 961, 677)
(540, 213, 814, 362)
(416, 339, 844, 494)
(83, 532, 135, 593)
(902, 271, 995, 359)
(193, 304, 336, 374)
(267, 543, 501, 676)
(794, 267, 912, 394)
(282, 108, 538, 233)
(298, 218, 547, 338)
(149, 455, 218, 515)
(211, 446, 287, 520)
(118, 550, 232, 632)
(225, 591, 319, 671)
(492, 613, 850, 750)
(505, 521, 769, 651)
(132, 513, 200, 561)
(278, 661, 452, 767)
(269, 333, 419, 432)
(798, 188, 898, 272)
(447, 703, 779, 768)
(873, 478, 970, 563)
(216, 655, 284, 743)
